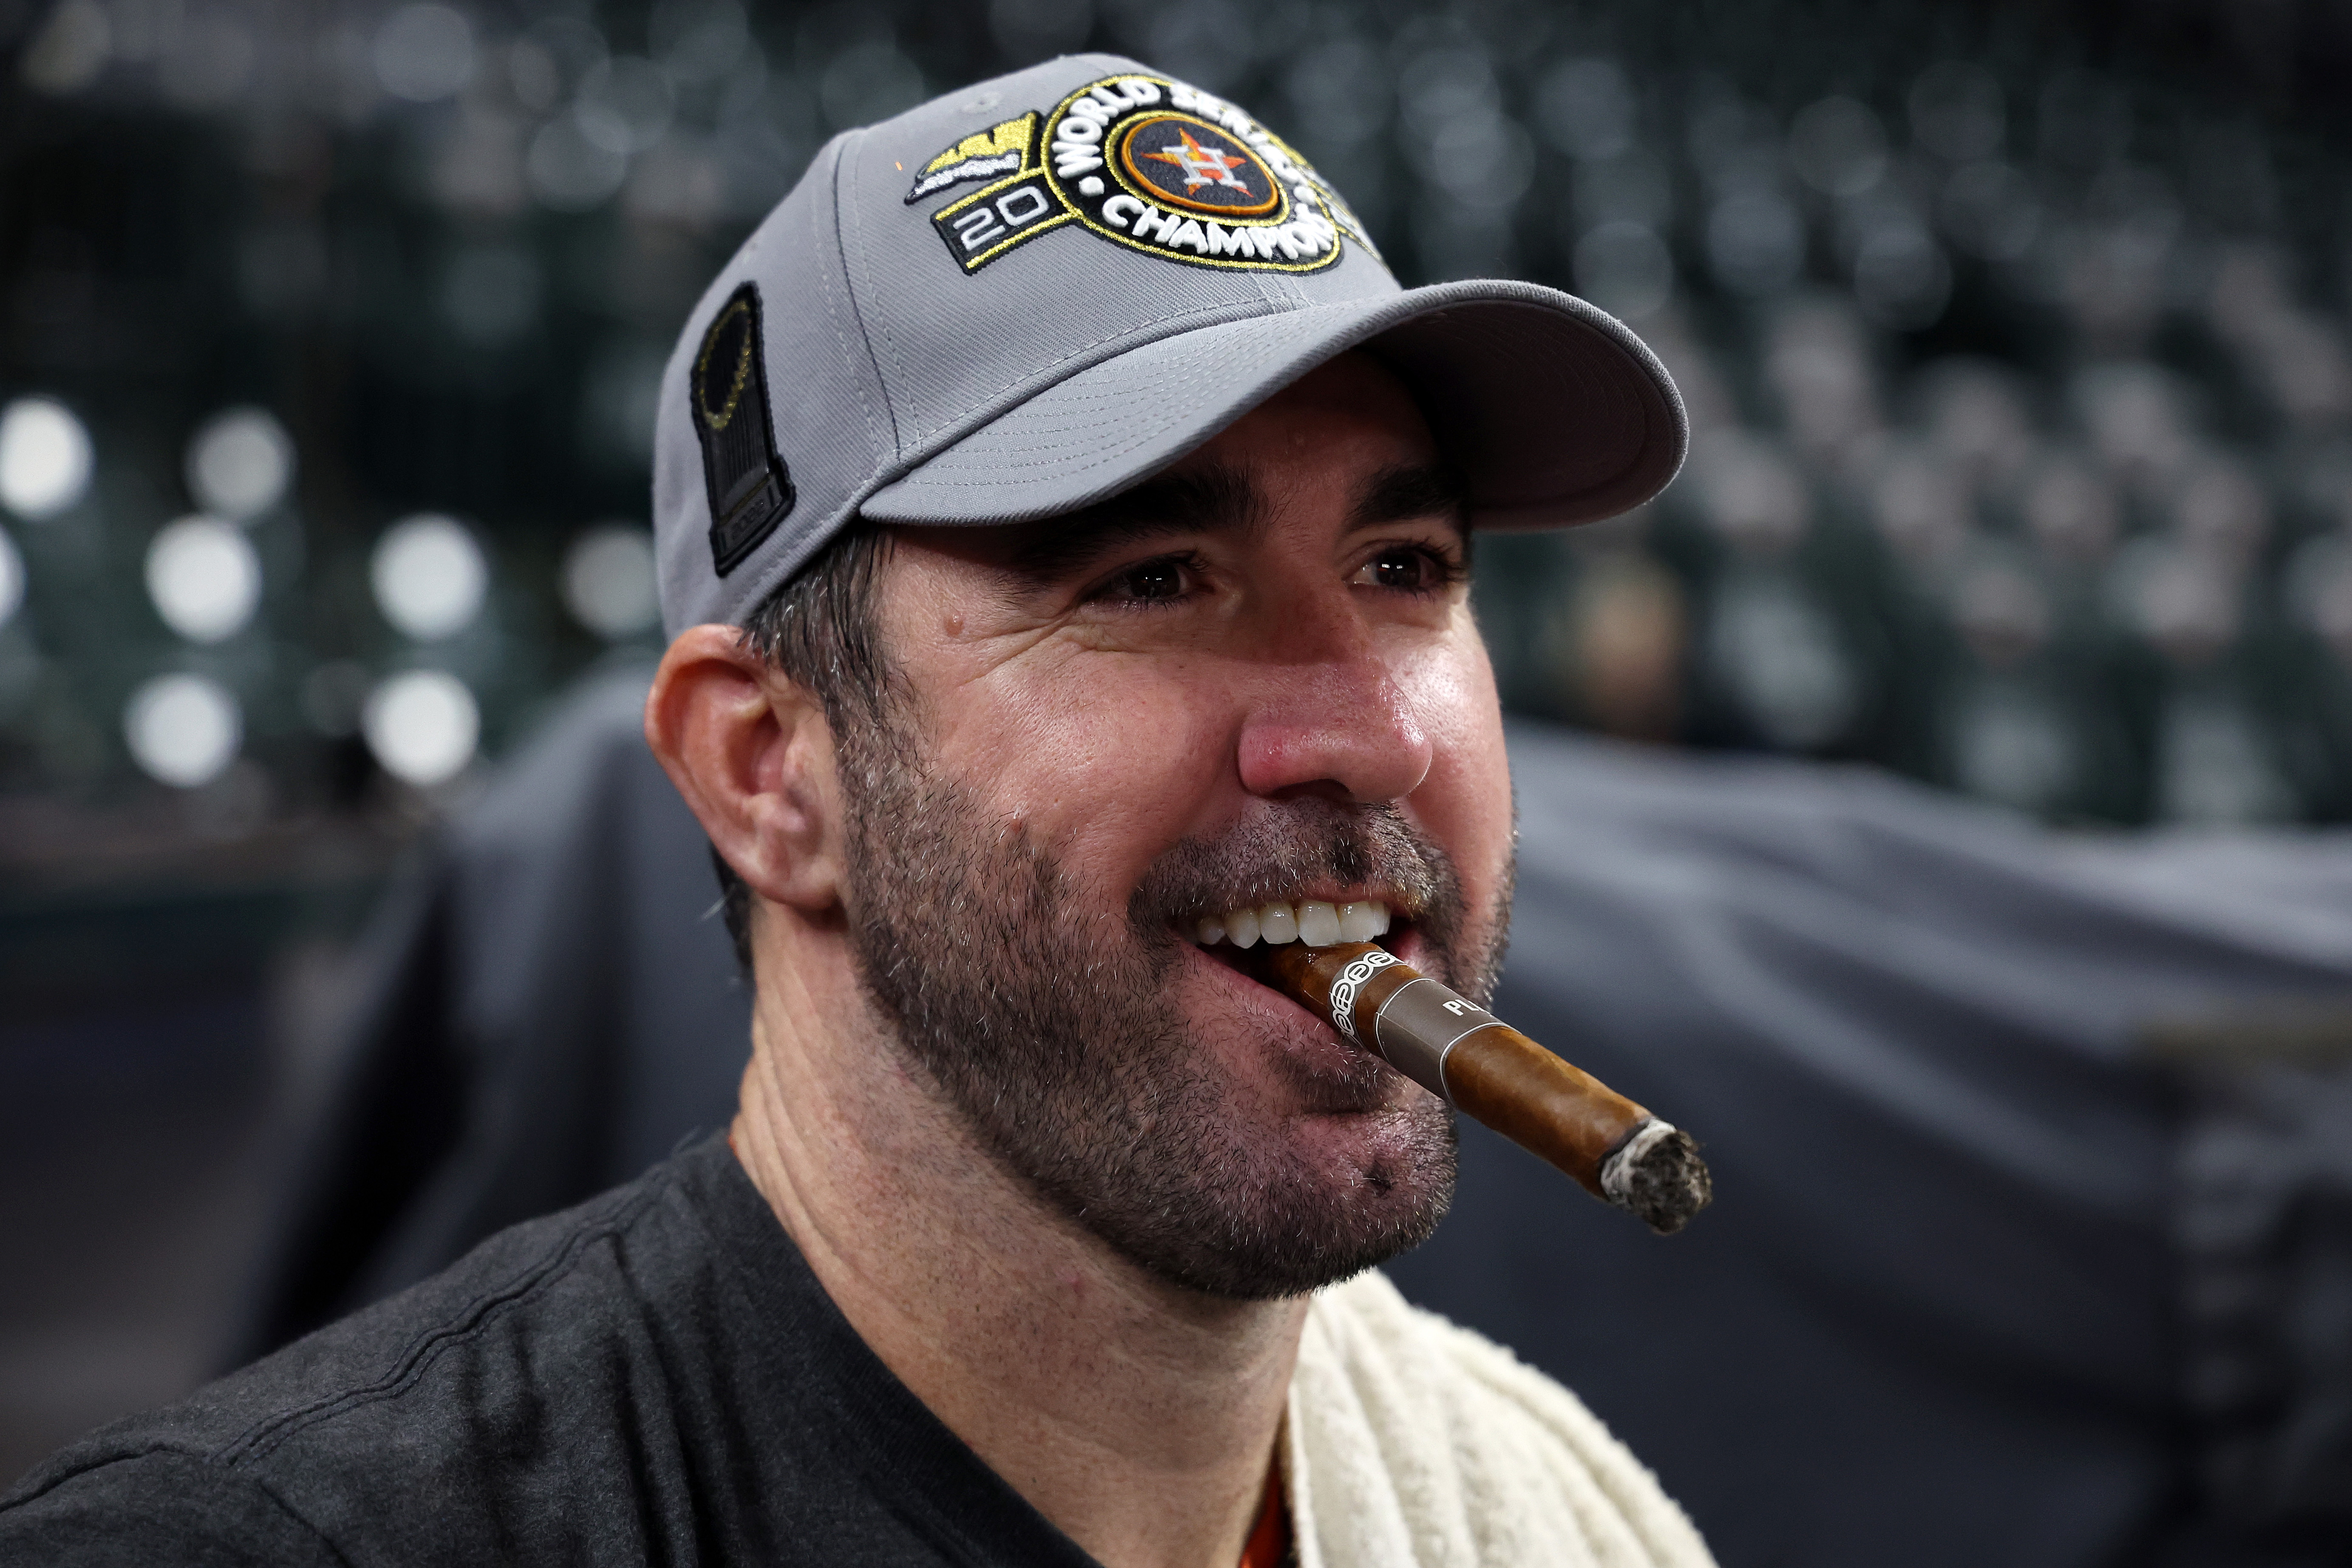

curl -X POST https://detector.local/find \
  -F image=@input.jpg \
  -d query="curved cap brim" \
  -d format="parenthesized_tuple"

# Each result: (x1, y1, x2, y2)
(860, 278, 1686, 532)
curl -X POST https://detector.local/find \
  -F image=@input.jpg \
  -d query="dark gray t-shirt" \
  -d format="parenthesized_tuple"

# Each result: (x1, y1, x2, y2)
(0, 1135, 1102, 1567)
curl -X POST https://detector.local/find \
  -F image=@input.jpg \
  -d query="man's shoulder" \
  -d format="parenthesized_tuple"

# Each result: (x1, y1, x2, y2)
(0, 1146, 718, 1561)
(1291, 1271, 1716, 1568)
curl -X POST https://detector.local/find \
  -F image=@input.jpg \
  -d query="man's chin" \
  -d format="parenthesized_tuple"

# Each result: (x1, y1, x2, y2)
(1025, 948, 1461, 1300)
(1285, 1098, 1456, 1179)
(1073, 1090, 1460, 1303)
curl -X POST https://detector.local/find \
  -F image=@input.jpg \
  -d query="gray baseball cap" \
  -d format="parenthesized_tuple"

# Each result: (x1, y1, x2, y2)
(653, 53, 1686, 637)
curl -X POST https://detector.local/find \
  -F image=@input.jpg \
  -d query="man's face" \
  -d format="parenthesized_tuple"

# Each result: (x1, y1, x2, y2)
(836, 353, 1517, 1298)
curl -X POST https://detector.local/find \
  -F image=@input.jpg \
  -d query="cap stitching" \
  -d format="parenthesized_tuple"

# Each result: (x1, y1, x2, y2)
(827, 133, 900, 455)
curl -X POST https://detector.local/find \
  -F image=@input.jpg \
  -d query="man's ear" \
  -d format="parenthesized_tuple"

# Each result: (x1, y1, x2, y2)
(645, 626, 846, 914)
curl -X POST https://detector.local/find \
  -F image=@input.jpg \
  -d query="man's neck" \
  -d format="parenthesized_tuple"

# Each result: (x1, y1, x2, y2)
(730, 928, 1303, 1568)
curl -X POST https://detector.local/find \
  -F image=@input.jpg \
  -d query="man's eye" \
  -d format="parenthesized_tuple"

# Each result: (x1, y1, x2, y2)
(1354, 548, 1452, 592)
(1112, 558, 1188, 601)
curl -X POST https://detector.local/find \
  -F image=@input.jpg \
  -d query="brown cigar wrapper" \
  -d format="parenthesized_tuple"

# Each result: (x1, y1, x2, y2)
(1257, 942, 1712, 1234)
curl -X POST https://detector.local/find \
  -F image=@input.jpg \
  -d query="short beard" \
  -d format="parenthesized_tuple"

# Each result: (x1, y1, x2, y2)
(835, 719, 1510, 1301)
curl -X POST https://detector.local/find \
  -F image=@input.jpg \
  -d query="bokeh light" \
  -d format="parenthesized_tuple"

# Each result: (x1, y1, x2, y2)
(560, 524, 660, 640)
(363, 669, 480, 787)
(1707, 191, 1805, 297)
(1573, 220, 1674, 320)
(372, 3, 475, 102)
(123, 672, 242, 788)
(20, 0, 111, 96)
(371, 515, 488, 642)
(1537, 59, 1637, 161)
(1788, 97, 1889, 195)
(144, 516, 262, 645)
(527, 118, 629, 210)
(0, 397, 94, 521)
(575, 57, 674, 155)
(185, 408, 294, 521)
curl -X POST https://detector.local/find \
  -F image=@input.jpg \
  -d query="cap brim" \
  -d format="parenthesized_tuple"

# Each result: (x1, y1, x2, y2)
(860, 278, 1686, 533)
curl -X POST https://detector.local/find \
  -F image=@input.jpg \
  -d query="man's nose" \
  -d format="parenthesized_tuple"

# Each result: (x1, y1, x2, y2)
(1234, 638, 1435, 807)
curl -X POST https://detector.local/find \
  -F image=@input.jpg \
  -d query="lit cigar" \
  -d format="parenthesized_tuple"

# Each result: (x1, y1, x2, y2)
(1258, 942, 1712, 1234)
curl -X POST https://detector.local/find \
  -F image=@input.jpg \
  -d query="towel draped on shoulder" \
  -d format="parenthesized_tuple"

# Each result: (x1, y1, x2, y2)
(1287, 1272, 1716, 1568)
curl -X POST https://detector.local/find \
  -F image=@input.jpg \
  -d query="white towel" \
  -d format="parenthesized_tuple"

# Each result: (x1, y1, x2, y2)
(1286, 1272, 1717, 1568)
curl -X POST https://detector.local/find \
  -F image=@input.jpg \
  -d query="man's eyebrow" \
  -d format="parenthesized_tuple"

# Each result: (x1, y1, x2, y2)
(1350, 462, 1471, 535)
(1006, 464, 1264, 583)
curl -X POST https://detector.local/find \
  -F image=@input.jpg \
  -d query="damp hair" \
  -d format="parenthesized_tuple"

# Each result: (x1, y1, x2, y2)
(711, 523, 897, 975)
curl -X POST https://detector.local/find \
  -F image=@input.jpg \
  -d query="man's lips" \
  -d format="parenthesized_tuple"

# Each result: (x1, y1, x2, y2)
(1165, 910, 1435, 1117)
(1165, 894, 1426, 1084)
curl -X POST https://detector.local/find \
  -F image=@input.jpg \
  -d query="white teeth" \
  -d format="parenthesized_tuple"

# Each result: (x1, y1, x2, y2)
(1189, 898, 1393, 949)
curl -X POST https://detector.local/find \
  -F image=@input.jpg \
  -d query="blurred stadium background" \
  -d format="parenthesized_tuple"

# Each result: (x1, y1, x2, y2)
(5, 0, 2352, 1514)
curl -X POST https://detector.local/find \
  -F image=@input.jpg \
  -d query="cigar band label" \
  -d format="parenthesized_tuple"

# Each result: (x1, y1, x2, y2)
(1372, 981, 1504, 1103)
(1326, 949, 1399, 1044)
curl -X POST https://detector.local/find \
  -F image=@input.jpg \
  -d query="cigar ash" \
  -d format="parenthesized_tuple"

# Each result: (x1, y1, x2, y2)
(1599, 1120, 1713, 1236)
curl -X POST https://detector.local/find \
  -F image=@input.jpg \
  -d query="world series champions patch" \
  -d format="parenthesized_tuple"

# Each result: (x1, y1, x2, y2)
(905, 75, 1376, 276)
(691, 282, 795, 576)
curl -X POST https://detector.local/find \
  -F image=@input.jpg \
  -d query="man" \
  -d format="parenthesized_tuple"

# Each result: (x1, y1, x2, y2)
(0, 56, 1700, 1567)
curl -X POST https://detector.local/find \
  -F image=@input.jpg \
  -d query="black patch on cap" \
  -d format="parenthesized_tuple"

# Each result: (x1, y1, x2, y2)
(691, 283, 795, 577)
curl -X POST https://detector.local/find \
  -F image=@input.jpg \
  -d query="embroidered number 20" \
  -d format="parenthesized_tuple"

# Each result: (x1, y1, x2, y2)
(950, 186, 1053, 252)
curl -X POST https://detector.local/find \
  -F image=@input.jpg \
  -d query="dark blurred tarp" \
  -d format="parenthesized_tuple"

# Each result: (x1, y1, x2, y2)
(1393, 729, 2352, 1567)
(232, 662, 750, 1349)
(237, 667, 2352, 1566)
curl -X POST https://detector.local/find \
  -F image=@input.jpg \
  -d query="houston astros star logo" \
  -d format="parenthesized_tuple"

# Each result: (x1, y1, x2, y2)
(1142, 127, 1254, 195)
